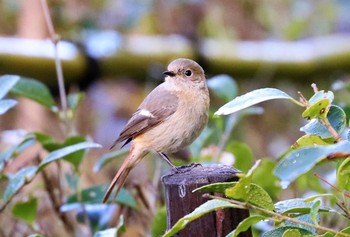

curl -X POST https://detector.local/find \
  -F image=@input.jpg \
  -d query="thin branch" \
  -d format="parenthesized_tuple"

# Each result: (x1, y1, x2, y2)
(319, 117, 343, 142)
(39, 0, 69, 132)
(205, 194, 350, 237)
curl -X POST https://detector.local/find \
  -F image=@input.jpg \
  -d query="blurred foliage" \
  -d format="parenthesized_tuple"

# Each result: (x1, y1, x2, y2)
(1, 0, 349, 40)
(1, 1, 350, 236)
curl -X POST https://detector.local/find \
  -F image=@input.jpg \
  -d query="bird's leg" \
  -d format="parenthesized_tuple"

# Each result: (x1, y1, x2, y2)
(158, 152, 178, 171)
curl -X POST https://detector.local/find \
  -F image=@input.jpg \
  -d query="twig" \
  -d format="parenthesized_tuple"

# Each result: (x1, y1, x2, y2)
(319, 117, 343, 142)
(39, 0, 69, 132)
(41, 167, 75, 233)
(205, 194, 350, 237)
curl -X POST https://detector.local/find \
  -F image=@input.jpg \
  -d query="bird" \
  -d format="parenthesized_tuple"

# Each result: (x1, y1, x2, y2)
(103, 58, 209, 203)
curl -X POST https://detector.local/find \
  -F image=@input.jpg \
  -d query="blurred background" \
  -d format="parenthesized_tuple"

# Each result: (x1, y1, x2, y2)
(1, 0, 350, 236)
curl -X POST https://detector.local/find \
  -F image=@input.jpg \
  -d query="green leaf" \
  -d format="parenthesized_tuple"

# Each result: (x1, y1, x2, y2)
(189, 127, 214, 160)
(33, 132, 55, 146)
(302, 99, 330, 119)
(68, 92, 85, 112)
(12, 197, 38, 225)
(225, 141, 253, 173)
(282, 229, 302, 237)
(246, 183, 275, 211)
(193, 182, 237, 194)
(225, 177, 251, 200)
(252, 159, 281, 199)
(27, 234, 43, 237)
(262, 226, 312, 237)
(0, 99, 17, 115)
(3, 166, 38, 203)
(275, 198, 320, 234)
(39, 142, 102, 170)
(274, 141, 350, 186)
(292, 135, 330, 149)
(93, 215, 125, 237)
(42, 136, 88, 169)
(0, 75, 20, 99)
(10, 77, 57, 111)
(207, 74, 237, 102)
(337, 157, 350, 191)
(151, 206, 167, 237)
(66, 184, 137, 208)
(309, 90, 334, 105)
(225, 160, 260, 200)
(310, 200, 321, 225)
(214, 88, 300, 116)
(0, 137, 36, 172)
(301, 105, 346, 138)
(94, 148, 129, 173)
(162, 199, 239, 237)
(226, 215, 266, 237)
(336, 226, 350, 237)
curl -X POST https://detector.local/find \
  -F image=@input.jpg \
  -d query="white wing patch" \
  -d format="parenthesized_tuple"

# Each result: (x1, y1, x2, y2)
(139, 109, 155, 118)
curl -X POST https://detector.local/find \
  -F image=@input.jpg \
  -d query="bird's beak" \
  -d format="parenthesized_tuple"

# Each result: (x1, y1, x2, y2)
(163, 71, 176, 77)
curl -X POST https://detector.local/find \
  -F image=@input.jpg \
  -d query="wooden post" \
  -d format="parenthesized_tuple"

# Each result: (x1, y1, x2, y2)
(162, 164, 252, 237)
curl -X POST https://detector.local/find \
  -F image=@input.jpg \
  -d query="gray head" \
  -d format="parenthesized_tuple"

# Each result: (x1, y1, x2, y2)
(163, 58, 206, 85)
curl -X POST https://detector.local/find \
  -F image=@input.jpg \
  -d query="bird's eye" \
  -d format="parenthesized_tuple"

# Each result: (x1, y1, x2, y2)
(184, 70, 192, 77)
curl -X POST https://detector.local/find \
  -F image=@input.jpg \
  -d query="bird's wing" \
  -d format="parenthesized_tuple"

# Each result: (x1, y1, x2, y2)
(111, 84, 179, 148)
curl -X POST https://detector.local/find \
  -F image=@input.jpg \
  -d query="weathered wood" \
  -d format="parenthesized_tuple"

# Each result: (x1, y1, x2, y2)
(162, 164, 252, 237)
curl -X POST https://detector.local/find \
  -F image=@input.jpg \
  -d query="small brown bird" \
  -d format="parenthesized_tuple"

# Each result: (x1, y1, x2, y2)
(103, 58, 209, 203)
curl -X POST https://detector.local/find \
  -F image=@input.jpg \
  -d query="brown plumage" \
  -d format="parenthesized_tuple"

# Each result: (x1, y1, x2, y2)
(103, 58, 209, 203)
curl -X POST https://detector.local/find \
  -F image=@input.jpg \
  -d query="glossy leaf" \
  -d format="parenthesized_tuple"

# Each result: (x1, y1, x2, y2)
(93, 215, 125, 237)
(66, 184, 137, 208)
(246, 183, 275, 211)
(42, 136, 88, 169)
(302, 99, 330, 119)
(151, 206, 167, 237)
(94, 148, 129, 173)
(300, 105, 346, 139)
(274, 141, 350, 186)
(227, 215, 266, 237)
(310, 200, 321, 225)
(207, 74, 237, 102)
(39, 142, 102, 170)
(193, 182, 236, 194)
(162, 199, 239, 237)
(275, 198, 320, 234)
(3, 166, 38, 203)
(337, 157, 350, 191)
(214, 88, 299, 116)
(252, 159, 281, 199)
(0, 137, 36, 172)
(0, 99, 17, 115)
(292, 135, 330, 149)
(12, 197, 38, 225)
(226, 141, 253, 173)
(262, 226, 312, 237)
(0, 75, 20, 99)
(93, 228, 117, 237)
(10, 77, 57, 111)
(308, 90, 334, 105)
(281, 229, 303, 237)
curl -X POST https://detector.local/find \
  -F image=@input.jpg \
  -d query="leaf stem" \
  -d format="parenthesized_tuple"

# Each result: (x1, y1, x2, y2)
(206, 194, 350, 237)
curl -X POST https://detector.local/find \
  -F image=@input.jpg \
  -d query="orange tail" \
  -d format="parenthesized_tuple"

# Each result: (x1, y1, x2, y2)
(102, 143, 146, 203)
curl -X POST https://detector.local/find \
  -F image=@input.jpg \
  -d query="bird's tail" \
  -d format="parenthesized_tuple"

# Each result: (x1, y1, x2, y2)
(102, 143, 146, 203)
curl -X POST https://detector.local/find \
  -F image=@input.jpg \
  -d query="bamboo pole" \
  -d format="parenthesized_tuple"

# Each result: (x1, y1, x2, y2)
(1, 34, 350, 85)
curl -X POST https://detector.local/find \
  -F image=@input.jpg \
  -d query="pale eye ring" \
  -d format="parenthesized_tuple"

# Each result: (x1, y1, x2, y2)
(184, 70, 192, 77)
